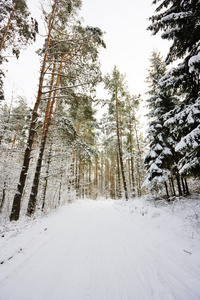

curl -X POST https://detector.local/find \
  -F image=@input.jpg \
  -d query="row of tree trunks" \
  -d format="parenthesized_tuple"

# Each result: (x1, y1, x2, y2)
(10, 0, 59, 221)
(26, 57, 63, 216)
(165, 175, 189, 199)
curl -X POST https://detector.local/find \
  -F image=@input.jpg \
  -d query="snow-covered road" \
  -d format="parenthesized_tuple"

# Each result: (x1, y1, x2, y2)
(1, 198, 200, 300)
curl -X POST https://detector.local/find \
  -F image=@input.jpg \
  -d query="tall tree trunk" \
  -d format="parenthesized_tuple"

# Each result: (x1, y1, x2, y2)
(82, 164, 85, 199)
(164, 181, 169, 198)
(78, 160, 83, 199)
(100, 152, 104, 194)
(105, 157, 109, 198)
(116, 152, 122, 199)
(181, 177, 186, 195)
(129, 110, 135, 197)
(41, 93, 57, 212)
(94, 156, 98, 200)
(10, 0, 58, 221)
(75, 159, 79, 199)
(58, 171, 63, 207)
(73, 122, 81, 199)
(27, 58, 61, 216)
(115, 89, 128, 201)
(133, 103, 144, 195)
(0, 181, 6, 214)
(110, 155, 115, 199)
(27, 41, 80, 214)
(136, 160, 142, 197)
(27, 138, 46, 215)
(170, 176, 176, 196)
(88, 162, 92, 198)
(176, 173, 183, 196)
(41, 140, 53, 212)
(184, 178, 189, 195)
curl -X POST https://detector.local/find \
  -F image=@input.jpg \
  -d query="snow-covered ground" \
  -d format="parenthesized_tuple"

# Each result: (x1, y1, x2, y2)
(0, 195, 200, 300)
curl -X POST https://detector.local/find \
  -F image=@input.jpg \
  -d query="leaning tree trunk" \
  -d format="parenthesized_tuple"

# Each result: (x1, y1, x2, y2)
(27, 57, 63, 216)
(28, 43, 83, 211)
(115, 89, 129, 201)
(41, 84, 57, 212)
(10, 0, 58, 221)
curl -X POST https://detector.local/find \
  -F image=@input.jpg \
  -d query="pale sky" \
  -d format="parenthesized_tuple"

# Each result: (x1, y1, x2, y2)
(3, 0, 171, 109)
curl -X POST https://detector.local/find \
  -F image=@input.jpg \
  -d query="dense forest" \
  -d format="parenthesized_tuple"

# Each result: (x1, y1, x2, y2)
(0, 0, 199, 221)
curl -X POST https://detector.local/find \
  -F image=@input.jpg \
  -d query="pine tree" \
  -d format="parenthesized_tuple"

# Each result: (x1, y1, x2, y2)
(104, 66, 129, 200)
(9, 0, 60, 221)
(0, 0, 37, 53)
(26, 9, 105, 215)
(66, 92, 98, 200)
(0, 0, 38, 100)
(123, 93, 144, 197)
(148, 0, 200, 177)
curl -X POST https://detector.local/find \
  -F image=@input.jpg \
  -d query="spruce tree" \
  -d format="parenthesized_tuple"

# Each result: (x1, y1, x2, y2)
(144, 50, 178, 195)
(148, 0, 200, 177)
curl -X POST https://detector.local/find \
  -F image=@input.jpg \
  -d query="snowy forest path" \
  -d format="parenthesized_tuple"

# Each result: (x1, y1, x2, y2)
(0, 200, 200, 300)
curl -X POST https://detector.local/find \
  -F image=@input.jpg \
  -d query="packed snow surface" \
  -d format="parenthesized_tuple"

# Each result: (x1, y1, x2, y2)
(1, 196, 200, 300)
